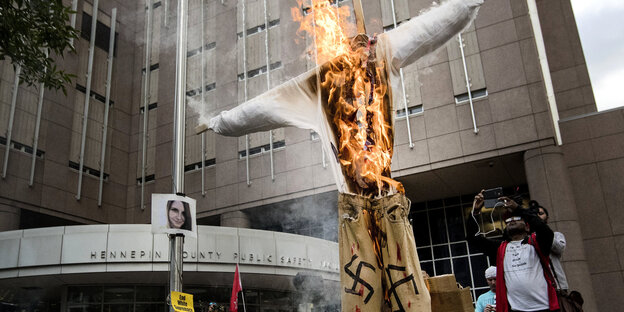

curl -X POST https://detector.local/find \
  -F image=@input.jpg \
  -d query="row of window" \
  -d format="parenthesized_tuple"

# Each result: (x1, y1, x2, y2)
(66, 286, 300, 312)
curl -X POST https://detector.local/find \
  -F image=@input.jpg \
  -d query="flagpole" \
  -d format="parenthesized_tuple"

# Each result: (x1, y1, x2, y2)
(169, 0, 188, 311)
(241, 281, 247, 312)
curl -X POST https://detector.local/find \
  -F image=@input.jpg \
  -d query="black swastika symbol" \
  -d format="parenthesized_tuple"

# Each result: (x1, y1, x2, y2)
(344, 254, 376, 304)
(386, 264, 418, 312)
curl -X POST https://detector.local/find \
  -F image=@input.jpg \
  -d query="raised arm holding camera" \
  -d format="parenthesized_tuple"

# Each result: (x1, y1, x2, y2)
(466, 189, 560, 312)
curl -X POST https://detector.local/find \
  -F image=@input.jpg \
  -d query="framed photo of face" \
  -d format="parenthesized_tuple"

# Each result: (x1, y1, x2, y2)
(151, 193, 197, 237)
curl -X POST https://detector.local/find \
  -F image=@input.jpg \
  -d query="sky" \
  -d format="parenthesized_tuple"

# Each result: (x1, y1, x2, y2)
(570, 0, 624, 111)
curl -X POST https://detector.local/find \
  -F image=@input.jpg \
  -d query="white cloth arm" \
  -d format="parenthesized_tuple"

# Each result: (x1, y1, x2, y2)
(381, 0, 484, 71)
(551, 231, 566, 256)
(207, 69, 319, 136)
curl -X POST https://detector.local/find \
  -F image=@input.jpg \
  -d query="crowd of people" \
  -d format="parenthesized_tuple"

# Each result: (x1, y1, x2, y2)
(467, 189, 583, 312)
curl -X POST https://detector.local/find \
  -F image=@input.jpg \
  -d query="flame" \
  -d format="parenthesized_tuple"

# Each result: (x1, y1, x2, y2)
(292, 0, 404, 197)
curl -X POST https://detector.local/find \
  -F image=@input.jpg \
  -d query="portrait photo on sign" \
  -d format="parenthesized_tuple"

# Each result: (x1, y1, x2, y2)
(151, 193, 197, 237)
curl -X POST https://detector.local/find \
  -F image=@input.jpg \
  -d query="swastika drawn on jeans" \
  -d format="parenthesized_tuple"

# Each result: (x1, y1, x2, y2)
(386, 264, 418, 312)
(344, 254, 376, 304)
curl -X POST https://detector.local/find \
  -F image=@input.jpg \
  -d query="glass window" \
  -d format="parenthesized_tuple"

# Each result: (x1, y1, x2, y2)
(412, 211, 430, 247)
(68, 305, 102, 312)
(135, 286, 165, 302)
(432, 245, 450, 259)
(104, 287, 134, 303)
(450, 242, 467, 257)
(434, 259, 451, 275)
(68, 286, 102, 304)
(243, 290, 259, 304)
(452, 257, 471, 287)
(417, 247, 431, 261)
(421, 262, 434, 278)
(241, 305, 259, 312)
(470, 255, 489, 288)
(135, 303, 167, 312)
(261, 290, 291, 306)
(103, 304, 133, 312)
(428, 209, 447, 245)
(446, 206, 466, 242)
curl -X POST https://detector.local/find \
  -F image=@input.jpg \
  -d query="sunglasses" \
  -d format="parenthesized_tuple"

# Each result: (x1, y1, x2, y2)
(504, 216, 522, 224)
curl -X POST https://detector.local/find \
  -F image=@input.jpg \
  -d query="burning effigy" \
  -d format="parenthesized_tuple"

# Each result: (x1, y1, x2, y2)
(196, 0, 483, 310)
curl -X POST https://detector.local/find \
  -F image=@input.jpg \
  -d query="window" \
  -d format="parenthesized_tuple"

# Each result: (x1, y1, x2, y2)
(0, 66, 45, 159)
(236, 0, 286, 162)
(447, 27, 487, 102)
(80, 13, 118, 55)
(455, 88, 488, 104)
(238, 132, 286, 159)
(69, 85, 111, 179)
(396, 104, 423, 118)
(136, 68, 159, 185)
(410, 195, 493, 302)
(380, 0, 410, 29)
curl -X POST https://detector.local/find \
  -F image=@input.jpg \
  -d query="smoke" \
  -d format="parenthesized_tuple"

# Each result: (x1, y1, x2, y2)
(293, 272, 340, 310)
(187, 95, 217, 128)
(248, 191, 339, 242)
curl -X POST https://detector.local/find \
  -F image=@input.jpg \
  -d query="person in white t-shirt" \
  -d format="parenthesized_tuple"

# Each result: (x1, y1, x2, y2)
(467, 190, 560, 312)
(532, 201, 568, 292)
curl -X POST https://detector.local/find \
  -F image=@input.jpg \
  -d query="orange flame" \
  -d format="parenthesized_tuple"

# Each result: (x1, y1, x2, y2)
(292, 0, 404, 197)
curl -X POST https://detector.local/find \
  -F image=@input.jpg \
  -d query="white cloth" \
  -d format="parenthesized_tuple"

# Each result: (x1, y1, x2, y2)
(204, 0, 484, 193)
(551, 231, 568, 290)
(503, 240, 550, 311)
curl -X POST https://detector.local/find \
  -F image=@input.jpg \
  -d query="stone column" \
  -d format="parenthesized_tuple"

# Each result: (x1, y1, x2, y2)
(524, 146, 597, 311)
(220, 210, 250, 228)
(0, 204, 20, 232)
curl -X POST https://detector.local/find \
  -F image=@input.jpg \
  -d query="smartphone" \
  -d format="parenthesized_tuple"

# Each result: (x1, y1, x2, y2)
(483, 187, 503, 208)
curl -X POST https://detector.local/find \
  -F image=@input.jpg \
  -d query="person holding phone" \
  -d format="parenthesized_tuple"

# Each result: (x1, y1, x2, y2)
(467, 190, 559, 312)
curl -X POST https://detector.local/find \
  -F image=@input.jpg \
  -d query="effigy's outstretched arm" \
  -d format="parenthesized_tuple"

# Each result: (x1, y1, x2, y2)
(197, 68, 319, 136)
(381, 0, 484, 71)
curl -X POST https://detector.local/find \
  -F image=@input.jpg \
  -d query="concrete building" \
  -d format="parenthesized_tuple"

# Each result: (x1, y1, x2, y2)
(0, 0, 622, 311)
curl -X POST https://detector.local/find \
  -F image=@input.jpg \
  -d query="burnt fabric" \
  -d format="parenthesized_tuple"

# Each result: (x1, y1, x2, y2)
(339, 193, 430, 311)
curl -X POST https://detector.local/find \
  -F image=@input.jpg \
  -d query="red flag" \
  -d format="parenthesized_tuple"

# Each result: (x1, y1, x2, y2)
(229, 264, 242, 312)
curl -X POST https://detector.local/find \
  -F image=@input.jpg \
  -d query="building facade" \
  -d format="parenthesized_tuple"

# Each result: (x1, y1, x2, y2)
(1, 0, 623, 311)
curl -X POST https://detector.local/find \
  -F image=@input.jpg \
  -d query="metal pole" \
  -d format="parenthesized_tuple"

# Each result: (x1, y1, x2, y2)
(98, 8, 117, 206)
(390, 0, 414, 148)
(170, 0, 188, 308)
(241, 0, 250, 186)
(173, 0, 188, 196)
(200, 0, 206, 196)
(29, 51, 47, 186)
(69, 0, 78, 47)
(169, 233, 184, 307)
(458, 33, 479, 134)
(2, 65, 21, 179)
(141, 0, 154, 210)
(262, 0, 274, 181)
(164, 0, 168, 28)
(76, 0, 99, 200)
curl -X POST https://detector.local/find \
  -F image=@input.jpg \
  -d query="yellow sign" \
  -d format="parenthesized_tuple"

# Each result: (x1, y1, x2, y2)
(171, 291, 194, 312)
